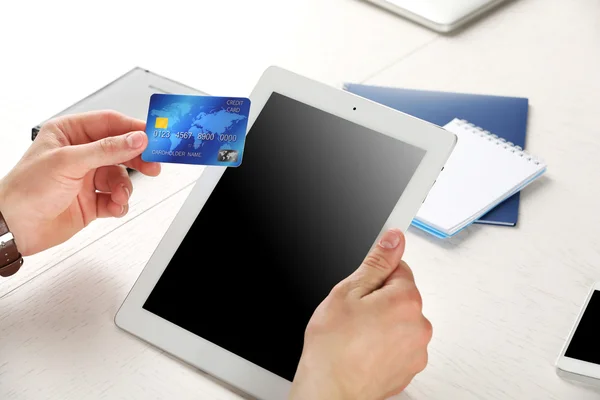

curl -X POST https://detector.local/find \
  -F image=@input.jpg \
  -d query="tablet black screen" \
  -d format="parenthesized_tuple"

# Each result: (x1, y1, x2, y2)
(143, 92, 426, 381)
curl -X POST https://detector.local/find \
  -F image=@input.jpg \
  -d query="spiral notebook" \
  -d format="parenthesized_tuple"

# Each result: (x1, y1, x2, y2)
(413, 118, 546, 238)
(342, 82, 529, 226)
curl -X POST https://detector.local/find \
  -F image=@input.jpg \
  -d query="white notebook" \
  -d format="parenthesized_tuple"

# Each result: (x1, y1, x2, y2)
(413, 118, 546, 238)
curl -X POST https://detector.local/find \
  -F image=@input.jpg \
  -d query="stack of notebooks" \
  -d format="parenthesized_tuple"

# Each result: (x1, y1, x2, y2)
(343, 84, 546, 239)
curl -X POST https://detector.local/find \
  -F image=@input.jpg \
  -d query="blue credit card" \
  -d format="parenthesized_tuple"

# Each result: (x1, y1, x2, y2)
(141, 94, 251, 167)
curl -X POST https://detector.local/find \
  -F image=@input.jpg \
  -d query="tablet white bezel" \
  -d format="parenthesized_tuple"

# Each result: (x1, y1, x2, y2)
(115, 66, 456, 400)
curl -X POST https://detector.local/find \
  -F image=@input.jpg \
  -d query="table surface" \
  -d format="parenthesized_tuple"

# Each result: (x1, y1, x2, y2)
(2, 0, 600, 399)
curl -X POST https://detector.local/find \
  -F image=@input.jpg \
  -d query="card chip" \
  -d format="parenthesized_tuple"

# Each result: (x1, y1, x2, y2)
(155, 117, 169, 129)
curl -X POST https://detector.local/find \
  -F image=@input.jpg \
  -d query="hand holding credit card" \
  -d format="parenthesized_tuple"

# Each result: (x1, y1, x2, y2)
(142, 94, 251, 167)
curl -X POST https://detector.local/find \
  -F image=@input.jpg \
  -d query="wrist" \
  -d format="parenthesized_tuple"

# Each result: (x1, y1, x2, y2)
(289, 359, 349, 400)
(289, 380, 345, 400)
(0, 179, 26, 256)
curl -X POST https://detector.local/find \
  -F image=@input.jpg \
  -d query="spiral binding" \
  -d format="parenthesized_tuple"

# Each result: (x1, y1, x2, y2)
(455, 119, 542, 166)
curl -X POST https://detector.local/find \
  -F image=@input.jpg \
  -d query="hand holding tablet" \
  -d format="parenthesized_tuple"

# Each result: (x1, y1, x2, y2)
(290, 229, 432, 400)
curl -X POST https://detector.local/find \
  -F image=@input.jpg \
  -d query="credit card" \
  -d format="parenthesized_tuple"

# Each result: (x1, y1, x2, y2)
(141, 94, 251, 167)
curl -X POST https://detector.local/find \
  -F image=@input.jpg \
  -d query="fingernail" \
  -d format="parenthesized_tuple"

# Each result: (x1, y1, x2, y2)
(378, 229, 401, 249)
(122, 185, 130, 200)
(120, 205, 125, 216)
(126, 131, 145, 149)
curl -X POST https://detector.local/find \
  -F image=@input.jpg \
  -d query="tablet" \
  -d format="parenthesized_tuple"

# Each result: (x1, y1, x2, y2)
(115, 66, 456, 400)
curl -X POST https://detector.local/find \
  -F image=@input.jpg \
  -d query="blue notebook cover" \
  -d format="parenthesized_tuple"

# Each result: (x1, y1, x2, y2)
(343, 83, 529, 226)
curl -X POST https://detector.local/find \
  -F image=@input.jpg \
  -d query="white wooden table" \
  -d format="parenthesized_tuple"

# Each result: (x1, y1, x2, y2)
(2, 0, 600, 398)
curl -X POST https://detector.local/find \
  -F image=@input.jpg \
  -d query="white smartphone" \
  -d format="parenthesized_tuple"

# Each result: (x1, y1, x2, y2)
(556, 282, 600, 386)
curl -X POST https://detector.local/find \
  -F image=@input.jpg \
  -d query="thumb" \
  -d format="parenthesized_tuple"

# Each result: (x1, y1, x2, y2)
(65, 131, 147, 173)
(345, 228, 406, 298)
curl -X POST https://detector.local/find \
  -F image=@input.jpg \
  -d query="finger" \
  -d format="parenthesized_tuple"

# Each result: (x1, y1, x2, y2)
(61, 131, 147, 176)
(342, 228, 406, 298)
(94, 165, 132, 206)
(96, 193, 129, 219)
(376, 260, 420, 305)
(122, 155, 162, 176)
(383, 260, 415, 287)
(53, 110, 146, 144)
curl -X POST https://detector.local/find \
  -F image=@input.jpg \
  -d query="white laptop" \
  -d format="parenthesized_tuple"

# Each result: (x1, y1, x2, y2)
(31, 67, 205, 141)
(364, 0, 510, 32)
